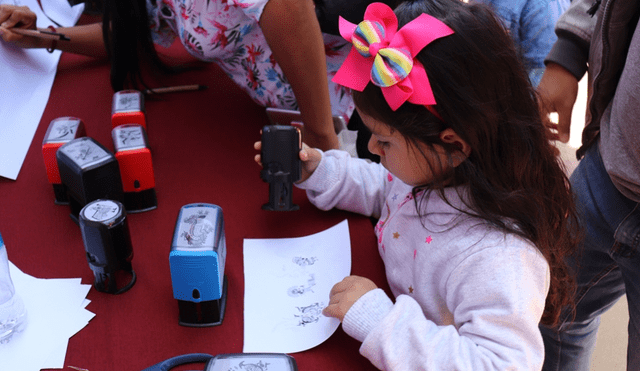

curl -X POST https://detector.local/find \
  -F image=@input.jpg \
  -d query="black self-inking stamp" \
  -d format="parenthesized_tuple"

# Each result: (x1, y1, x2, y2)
(170, 204, 228, 326)
(42, 117, 87, 204)
(112, 124, 157, 212)
(79, 199, 136, 294)
(260, 125, 301, 211)
(57, 137, 124, 223)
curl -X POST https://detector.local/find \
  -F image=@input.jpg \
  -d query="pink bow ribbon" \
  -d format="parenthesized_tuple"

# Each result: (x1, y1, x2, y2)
(332, 3, 454, 111)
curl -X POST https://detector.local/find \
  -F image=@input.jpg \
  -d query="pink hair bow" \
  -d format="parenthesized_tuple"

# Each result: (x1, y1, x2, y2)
(332, 2, 454, 111)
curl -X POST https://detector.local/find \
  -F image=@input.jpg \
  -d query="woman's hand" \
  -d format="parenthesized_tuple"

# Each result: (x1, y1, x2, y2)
(254, 141, 322, 183)
(323, 275, 378, 322)
(0, 5, 45, 49)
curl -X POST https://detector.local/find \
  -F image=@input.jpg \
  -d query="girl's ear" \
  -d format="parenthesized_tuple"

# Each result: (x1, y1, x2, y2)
(439, 128, 471, 166)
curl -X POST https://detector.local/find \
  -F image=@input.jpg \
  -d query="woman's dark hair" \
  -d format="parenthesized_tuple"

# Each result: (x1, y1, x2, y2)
(102, 0, 174, 91)
(353, 0, 580, 327)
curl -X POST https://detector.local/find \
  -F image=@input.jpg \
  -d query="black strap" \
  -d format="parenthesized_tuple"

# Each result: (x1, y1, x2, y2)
(141, 353, 214, 371)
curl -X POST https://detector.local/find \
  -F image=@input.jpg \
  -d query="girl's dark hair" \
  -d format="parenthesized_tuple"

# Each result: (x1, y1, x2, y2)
(353, 0, 580, 327)
(102, 0, 174, 91)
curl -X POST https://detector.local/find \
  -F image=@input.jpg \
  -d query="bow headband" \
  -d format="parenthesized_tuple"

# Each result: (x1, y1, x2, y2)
(332, 2, 454, 112)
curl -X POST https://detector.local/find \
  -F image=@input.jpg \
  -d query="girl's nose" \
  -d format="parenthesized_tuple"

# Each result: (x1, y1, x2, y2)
(367, 135, 381, 156)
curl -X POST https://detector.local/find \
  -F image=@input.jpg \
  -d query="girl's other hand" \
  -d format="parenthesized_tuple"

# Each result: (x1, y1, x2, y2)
(253, 141, 322, 183)
(0, 5, 42, 49)
(323, 275, 378, 322)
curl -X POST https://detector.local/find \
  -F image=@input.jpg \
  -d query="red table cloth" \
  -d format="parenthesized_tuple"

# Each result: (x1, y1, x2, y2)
(0, 39, 388, 370)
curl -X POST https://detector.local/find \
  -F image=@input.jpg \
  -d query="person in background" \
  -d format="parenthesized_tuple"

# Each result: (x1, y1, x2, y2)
(477, 0, 569, 88)
(256, 0, 580, 368)
(537, 0, 640, 369)
(0, 0, 353, 151)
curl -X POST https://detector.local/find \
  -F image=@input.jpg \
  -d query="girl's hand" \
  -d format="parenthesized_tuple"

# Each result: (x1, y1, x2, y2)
(323, 275, 378, 322)
(0, 5, 43, 49)
(253, 141, 322, 183)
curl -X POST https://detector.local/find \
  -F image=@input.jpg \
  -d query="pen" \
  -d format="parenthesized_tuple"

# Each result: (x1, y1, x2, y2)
(7, 28, 70, 41)
(143, 84, 208, 95)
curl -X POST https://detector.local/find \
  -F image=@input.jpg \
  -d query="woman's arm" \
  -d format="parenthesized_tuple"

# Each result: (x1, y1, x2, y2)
(48, 23, 107, 58)
(0, 4, 106, 58)
(259, 0, 340, 151)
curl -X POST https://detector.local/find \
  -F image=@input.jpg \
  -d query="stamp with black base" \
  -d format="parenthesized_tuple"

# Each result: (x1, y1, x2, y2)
(111, 90, 146, 130)
(79, 199, 136, 294)
(42, 117, 86, 205)
(170, 204, 227, 326)
(112, 124, 157, 212)
(56, 137, 124, 224)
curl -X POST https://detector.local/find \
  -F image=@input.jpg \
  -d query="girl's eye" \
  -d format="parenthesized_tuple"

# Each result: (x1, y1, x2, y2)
(377, 140, 390, 148)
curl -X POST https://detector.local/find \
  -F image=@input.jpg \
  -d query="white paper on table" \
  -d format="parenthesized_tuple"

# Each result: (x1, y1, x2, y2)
(243, 220, 351, 353)
(42, 305, 95, 370)
(0, 0, 84, 180)
(42, 299, 93, 369)
(0, 262, 94, 371)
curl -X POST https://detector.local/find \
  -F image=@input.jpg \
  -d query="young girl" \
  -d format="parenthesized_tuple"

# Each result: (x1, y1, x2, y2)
(257, 0, 580, 369)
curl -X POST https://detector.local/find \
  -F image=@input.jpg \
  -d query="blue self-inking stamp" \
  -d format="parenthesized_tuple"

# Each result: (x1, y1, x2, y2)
(170, 204, 227, 327)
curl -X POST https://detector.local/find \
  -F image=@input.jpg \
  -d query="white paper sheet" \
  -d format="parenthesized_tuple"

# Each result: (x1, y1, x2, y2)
(42, 299, 92, 369)
(243, 220, 351, 353)
(0, 0, 84, 180)
(0, 262, 94, 371)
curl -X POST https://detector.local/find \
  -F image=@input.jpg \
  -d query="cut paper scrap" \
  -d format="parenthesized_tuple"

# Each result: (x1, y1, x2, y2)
(0, 262, 94, 371)
(243, 219, 351, 353)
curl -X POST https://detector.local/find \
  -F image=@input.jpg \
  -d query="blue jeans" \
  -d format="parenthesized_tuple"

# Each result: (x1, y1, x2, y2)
(541, 141, 640, 370)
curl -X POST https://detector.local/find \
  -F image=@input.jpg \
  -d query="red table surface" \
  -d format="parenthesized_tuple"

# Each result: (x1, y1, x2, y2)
(0, 41, 388, 371)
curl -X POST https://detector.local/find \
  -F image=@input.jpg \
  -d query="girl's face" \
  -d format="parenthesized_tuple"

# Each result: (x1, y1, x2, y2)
(360, 109, 451, 186)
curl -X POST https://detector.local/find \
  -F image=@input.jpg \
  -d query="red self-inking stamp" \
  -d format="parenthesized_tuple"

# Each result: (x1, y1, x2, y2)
(111, 90, 146, 130)
(112, 124, 157, 212)
(42, 117, 86, 204)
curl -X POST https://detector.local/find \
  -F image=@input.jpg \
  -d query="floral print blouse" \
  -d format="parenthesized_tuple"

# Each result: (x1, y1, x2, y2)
(147, 0, 355, 119)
